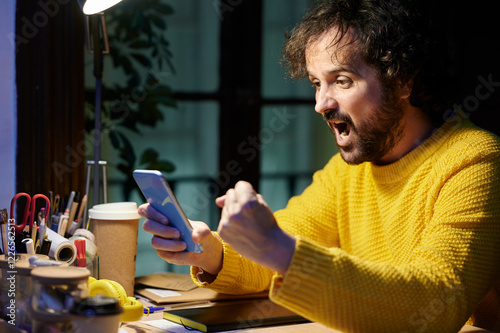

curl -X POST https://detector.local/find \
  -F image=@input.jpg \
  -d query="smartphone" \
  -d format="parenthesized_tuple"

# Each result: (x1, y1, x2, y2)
(133, 170, 203, 253)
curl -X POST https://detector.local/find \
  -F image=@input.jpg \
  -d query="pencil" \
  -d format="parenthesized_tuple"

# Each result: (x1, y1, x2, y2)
(75, 194, 87, 226)
(31, 221, 38, 244)
(68, 192, 79, 226)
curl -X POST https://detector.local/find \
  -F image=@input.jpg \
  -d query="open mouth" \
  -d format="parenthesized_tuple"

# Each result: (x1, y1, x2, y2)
(331, 120, 351, 146)
(323, 110, 353, 146)
(333, 121, 350, 139)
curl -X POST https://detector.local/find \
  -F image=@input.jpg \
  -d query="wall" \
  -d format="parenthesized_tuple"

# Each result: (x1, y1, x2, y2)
(0, 0, 16, 205)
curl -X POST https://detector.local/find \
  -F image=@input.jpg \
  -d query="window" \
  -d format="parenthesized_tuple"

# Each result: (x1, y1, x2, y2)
(98, 0, 335, 275)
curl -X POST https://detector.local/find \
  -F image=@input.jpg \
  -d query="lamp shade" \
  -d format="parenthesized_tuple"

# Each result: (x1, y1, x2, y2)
(82, 0, 123, 15)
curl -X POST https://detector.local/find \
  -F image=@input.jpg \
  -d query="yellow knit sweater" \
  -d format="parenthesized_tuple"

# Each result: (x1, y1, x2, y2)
(192, 112, 500, 332)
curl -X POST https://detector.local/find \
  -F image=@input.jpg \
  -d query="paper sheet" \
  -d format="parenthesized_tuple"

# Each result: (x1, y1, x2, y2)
(144, 288, 181, 298)
(143, 319, 197, 332)
(135, 272, 197, 291)
(134, 272, 268, 304)
(135, 286, 268, 304)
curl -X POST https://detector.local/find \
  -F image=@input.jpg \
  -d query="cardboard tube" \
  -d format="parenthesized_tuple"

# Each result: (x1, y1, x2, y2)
(45, 228, 77, 265)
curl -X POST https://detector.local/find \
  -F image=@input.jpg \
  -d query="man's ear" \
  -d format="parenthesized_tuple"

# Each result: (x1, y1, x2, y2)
(399, 79, 413, 100)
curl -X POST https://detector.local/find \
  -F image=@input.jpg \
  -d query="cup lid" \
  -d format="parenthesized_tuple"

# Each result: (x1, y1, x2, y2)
(88, 202, 140, 220)
(0, 254, 29, 268)
(0, 254, 50, 274)
(31, 266, 90, 283)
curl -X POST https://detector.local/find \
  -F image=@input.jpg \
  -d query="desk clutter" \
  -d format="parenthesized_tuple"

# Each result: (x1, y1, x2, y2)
(0, 191, 307, 333)
(131, 273, 311, 332)
(0, 191, 92, 264)
(0, 190, 142, 332)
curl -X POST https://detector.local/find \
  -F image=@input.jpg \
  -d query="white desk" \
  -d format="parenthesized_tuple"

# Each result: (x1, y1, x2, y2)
(120, 300, 493, 333)
(0, 314, 491, 333)
(122, 321, 491, 333)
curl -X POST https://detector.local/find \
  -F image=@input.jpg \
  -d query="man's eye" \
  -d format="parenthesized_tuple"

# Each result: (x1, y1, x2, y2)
(336, 79, 352, 88)
(310, 81, 320, 89)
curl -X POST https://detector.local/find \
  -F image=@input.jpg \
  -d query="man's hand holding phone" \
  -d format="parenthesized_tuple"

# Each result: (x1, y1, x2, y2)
(139, 203, 223, 276)
(134, 170, 223, 276)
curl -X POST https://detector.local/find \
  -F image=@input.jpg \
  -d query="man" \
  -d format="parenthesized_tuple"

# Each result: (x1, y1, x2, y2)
(139, 0, 500, 331)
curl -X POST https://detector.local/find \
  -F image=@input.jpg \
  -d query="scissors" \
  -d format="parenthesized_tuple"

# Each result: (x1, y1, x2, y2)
(10, 193, 50, 235)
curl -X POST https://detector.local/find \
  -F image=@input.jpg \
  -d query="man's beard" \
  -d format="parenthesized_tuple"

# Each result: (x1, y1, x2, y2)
(324, 90, 406, 165)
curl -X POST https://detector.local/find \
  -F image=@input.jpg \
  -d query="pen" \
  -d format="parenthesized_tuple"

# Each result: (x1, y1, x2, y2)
(58, 191, 75, 236)
(53, 194, 60, 216)
(57, 214, 69, 236)
(48, 191, 54, 213)
(76, 194, 87, 225)
(3, 224, 9, 255)
(67, 194, 87, 236)
(40, 239, 51, 256)
(38, 220, 46, 250)
(51, 213, 60, 232)
(31, 221, 38, 244)
(67, 220, 79, 236)
(38, 207, 45, 224)
(0, 208, 8, 254)
(22, 238, 35, 254)
(143, 306, 165, 315)
(68, 191, 79, 228)
(65, 191, 75, 215)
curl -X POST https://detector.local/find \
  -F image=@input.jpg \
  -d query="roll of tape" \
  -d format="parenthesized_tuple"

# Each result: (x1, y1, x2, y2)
(45, 228, 77, 264)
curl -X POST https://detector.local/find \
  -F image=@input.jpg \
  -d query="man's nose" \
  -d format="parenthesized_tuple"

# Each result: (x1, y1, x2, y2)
(314, 86, 338, 114)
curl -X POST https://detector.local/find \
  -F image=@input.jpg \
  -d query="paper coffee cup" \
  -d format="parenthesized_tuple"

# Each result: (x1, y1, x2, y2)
(89, 202, 140, 296)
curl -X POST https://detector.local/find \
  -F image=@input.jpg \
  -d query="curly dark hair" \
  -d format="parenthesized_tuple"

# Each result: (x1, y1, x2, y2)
(282, 0, 455, 123)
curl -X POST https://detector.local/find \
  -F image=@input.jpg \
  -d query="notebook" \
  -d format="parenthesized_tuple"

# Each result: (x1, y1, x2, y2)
(162, 299, 309, 332)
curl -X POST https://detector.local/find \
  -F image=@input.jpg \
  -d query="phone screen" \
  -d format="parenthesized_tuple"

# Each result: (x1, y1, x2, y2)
(133, 170, 203, 253)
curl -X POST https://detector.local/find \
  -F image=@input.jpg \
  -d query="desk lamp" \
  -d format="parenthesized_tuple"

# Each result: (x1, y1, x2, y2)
(82, 0, 123, 15)
(78, 0, 123, 214)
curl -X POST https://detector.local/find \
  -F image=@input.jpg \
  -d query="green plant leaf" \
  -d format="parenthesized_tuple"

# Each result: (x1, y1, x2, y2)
(140, 148, 159, 164)
(117, 132, 136, 165)
(131, 53, 152, 68)
(129, 40, 153, 49)
(148, 14, 166, 30)
(154, 4, 174, 16)
(109, 131, 121, 149)
(148, 160, 176, 173)
(117, 163, 130, 175)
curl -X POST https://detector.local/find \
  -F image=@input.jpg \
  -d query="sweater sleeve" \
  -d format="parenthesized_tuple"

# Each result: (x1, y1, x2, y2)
(191, 231, 275, 294)
(269, 139, 500, 332)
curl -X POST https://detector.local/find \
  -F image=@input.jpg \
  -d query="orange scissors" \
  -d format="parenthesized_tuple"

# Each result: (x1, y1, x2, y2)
(10, 193, 50, 235)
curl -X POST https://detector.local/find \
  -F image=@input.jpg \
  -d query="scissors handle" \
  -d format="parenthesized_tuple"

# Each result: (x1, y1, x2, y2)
(10, 193, 51, 235)
(10, 192, 31, 234)
(32, 194, 51, 226)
